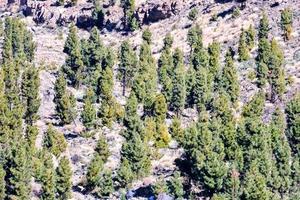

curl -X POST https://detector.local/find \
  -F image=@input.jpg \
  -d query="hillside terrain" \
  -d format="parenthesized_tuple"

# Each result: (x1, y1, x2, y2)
(0, 0, 299, 200)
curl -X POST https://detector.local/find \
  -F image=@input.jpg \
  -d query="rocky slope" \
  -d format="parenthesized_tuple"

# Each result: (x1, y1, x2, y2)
(1, 0, 300, 199)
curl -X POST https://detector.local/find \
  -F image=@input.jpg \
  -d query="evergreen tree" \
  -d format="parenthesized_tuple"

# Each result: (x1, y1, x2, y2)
(95, 170, 114, 198)
(21, 65, 40, 124)
(285, 93, 300, 155)
(269, 38, 285, 101)
(119, 40, 137, 96)
(169, 117, 184, 144)
(193, 67, 210, 110)
(153, 94, 167, 122)
(86, 154, 103, 189)
(40, 151, 56, 200)
(63, 24, 84, 87)
(238, 28, 250, 62)
(258, 12, 269, 40)
(82, 88, 97, 129)
(245, 24, 256, 50)
(43, 125, 67, 157)
(256, 38, 271, 87)
(6, 145, 31, 200)
(0, 165, 5, 200)
(121, 132, 151, 179)
(208, 41, 221, 82)
(94, 135, 110, 162)
(56, 156, 72, 200)
(117, 158, 134, 188)
(280, 8, 293, 41)
(170, 48, 186, 115)
(25, 125, 39, 155)
(121, 0, 138, 31)
(219, 48, 239, 104)
(168, 171, 185, 199)
(142, 28, 152, 44)
(54, 73, 76, 125)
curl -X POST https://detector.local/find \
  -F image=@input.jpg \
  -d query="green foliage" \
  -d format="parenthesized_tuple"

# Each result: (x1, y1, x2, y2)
(238, 29, 250, 62)
(171, 48, 186, 114)
(63, 23, 84, 87)
(155, 121, 171, 148)
(92, 4, 105, 29)
(168, 171, 185, 199)
(218, 48, 239, 104)
(40, 151, 56, 200)
(43, 125, 67, 157)
(95, 170, 114, 198)
(95, 135, 110, 162)
(86, 154, 104, 188)
(286, 93, 300, 155)
(258, 12, 269, 39)
(193, 67, 210, 110)
(245, 25, 256, 50)
(142, 28, 152, 44)
(25, 125, 39, 155)
(169, 117, 184, 144)
(6, 145, 31, 200)
(21, 65, 40, 124)
(153, 94, 167, 121)
(117, 158, 134, 188)
(256, 38, 271, 87)
(121, 0, 138, 31)
(152, 178, 168, 197)
(208, 41, 221, 82)
(0, 165, 5, 200)
(281, 8, 293, 41)
(232, 7, 240, 18)
(119, 40, 137, 96)
(82, 88, 97, 129)
(188, 8, 198, 21)
(54, 73, 76, 124)
(56, 156, 72, 200)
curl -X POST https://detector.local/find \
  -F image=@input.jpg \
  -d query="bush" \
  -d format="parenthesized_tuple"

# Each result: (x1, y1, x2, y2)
(188, 8, 198, 22)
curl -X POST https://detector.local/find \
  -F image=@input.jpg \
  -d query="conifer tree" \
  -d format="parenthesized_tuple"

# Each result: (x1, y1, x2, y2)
(256, 38, 271, 87)
(269, 38, 285, 101)
(187, 24, 202, 52)
(0, 165, 5, 200)
(40, 151, 56, 200)
(119, 40, 137, 96)
(153, 94, 167, 122)
(219, 48, 239, 104)
(86, 154, 103, 189)
(245, 25, 256, 50)
(258, 12, 269, 40)
(169, 171, 185, 199)
(56, 156, 72, 200)
(193, 67, 210, 110)
(208, 41, 221, 82)
(281, 8, 293, 41)
(96, 170, 114, 198)
(117, 158, 134, 188)
(169, 117, 184, 144)
(285, 93, 300, 155)
(94, 135, 110, 162)
(238, 28, 250, 62)
(7, 145, 31, 200)
(25, 125, 39, 155)
(82, 88, 97, 129)
(121, 132, 151, 179)
(63, 23, 84, 87)
(21, 65, 40, 124)
(171, 48, 186, 115)
(121, 0, 138, 31)
(43, 125, 67, 157)
(54, 73, 76, 125)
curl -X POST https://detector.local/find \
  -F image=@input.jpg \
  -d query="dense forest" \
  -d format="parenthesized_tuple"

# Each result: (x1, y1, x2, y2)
(0, 0, 299, 199)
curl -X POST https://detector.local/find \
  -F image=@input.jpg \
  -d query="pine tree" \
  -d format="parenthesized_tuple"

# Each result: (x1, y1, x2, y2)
(285, 93, 300, 155)
(86, 154, 103, 189)
(63, 23, 84, 87)
(121, 0, 138, 31)
(258, 12, 269, 40)
(238, 28, 250, 62)
(219, 48, 239, 104)
(171, 48, 186, 115)
(54, 73, 76, 125)
(169, 171, 185, 199)
(0, 165, 5, 199)
(94, 135, 110, 162)
(56, 156, 72, 200)
(269, 38, 285, 101)
(21, 65, 40, 124)
(256, 38, 271, 87)
(96, 170, 114, 198)
(187, 24, 202, 52)
(117, 158, 134, 188)
(40, 151, 56, 200)
(121, 132, 151, 178)
(280, 8, 293, 41)
(7, 145, 31, 200)
(119, 40, 137, 96)
(245, 24, 256, 50)
(25, 125, 39, 155)
(208, 41, 221, 82)
(169, 117, 184, 144)
(193, 67, 210, 110)
(43, 125, 67, 157)
(153, 94, 167, 122)
(82, 88, 97, 129)
(142, 28, 152, 44)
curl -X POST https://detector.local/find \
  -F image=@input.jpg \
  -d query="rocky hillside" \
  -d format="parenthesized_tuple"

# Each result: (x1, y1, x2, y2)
(0, 0, 299, 200)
